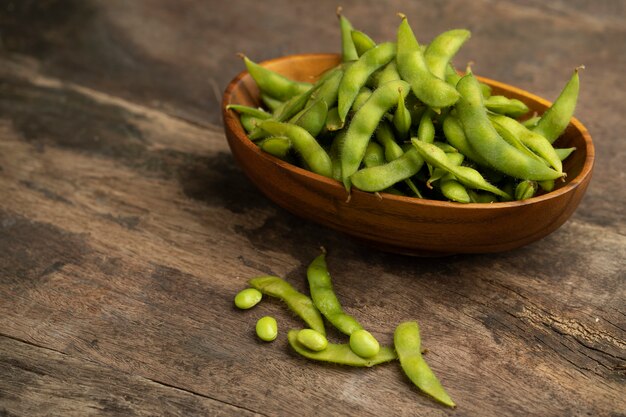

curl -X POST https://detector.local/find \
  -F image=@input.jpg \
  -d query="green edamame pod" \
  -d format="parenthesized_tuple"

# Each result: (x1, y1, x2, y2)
(330, 130, 347, 181)
(485, 95, 530, 118)
(417, 109, 436, 143)
(376, 61, 401, 86)
(440, 174, 471, 203)
(375, 121, 422, 197)
(424, 29, 471, 80)
(288, 330, 396, 367)
(240, 114, 263, 134)
(259, 120, 333, 178)
(555, 147, 576, 161)
(490, 113, 563, 173)
(350, 147, 424, 192)
(226, 104, 272, 120)
(351, 30, 377, 56)
(455, 73, 563, 181)
(396, 16, 459, 109)
(259, 136, 291, 159)
(363, 142, 386, 168)
(445, 64, 491, 98)
(442, 114, 489, 166)
(325, 107, 344, 131)
(338, 42, 397, 122)
(337, 9, 359, 62)
(290, 99, 329, 138)
(306, 253, 364, 336)
(261, 94, 283, 112)
(490, 116, 552, 167)
(242, 55, 312, 101)
(411, 139, 511, 199)
(249, 275, 326, 336)
(392, 87, 411, 138)
(533, 67, 582, 144)
(515, 180, 538, 200)
(468, 190, 499, 203)
(521, 115, 541, 129)
(352, 87, 373, 113)
(427, 152, 464, 188)
(307, 66, 344, 109)
(394, 321, 456, 408)
(340, 79, 410, 188)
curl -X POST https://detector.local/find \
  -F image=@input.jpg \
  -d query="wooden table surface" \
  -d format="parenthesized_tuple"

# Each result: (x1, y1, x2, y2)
(1, 1, 624, 416)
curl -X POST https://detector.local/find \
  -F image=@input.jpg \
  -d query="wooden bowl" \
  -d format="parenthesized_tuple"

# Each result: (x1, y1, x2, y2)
(222, 54, 594, 255)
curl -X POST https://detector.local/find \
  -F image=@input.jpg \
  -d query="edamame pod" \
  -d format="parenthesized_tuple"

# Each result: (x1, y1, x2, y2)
(411, 139, 511, 199)
(249, 275, 326, 336)
(290, 99, 329, 138)
(533, 67, 581, 144)
(455, 73, 563, 181)
(338, 42, 397, 122)
(288, 330, 396, 367)
(440, 174, 471, 203)
(351, 30, 377, 56)
(394, 321, 456, 408)
(340, 79, 410, 188)
(485, 95, 529, 118)
(375, 61, 401, 86)
(424, 29, 471, 80)
(350, 148, 424, 192)
(396, 16, 459, 109)
(259, 120, 333, 178)
(392, 87, 411, 138)
(442, 114, 489, 166)
(337, 9, 359, 62)
(226, 104, 272, 120)
(259, 136, 291, 159)
(242, 55, 312, 101)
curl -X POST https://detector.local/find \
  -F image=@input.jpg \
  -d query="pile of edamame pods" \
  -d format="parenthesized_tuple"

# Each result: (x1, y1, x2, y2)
(234, 249, 455, 408)
(227, 10, 582, 203)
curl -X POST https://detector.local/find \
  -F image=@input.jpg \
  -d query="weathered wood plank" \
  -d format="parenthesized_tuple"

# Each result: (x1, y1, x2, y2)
(0, 58, 624, 416)
(0, 334, 261, 417)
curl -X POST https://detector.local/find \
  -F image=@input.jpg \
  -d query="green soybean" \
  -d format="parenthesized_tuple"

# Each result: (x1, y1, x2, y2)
(352, 87, 373, 112)
(424, 29, 471, 80)
(242, 55, 312, 101)
(290, 99, 329, 137)
(521, 115, 541, 129)
(256, 316, 278, 342)
(396, 16, 459, 109)
(261, 94, 283, 112)
(515, 180, 538, 200)
(226, 104, 272, 120)
(455, 73, 563, 181)
(349, 329, 380, 358)
(363, 142, 386, 168)
(325, 107, 344, 131)
(440, 175, 471, 203)
(533, 67, 581, 144)
(240, 114, 263, 134)
(351, 30, 377, 56)
(555, 147, 576, 161)
(307, 66, 344, 109)
(234, 288, 263, 309)
(394, 321, 456, 408)
(392, 87, 411, 138)
(375, 61, 401, 86)
(340, 79, 410, 188)
(259, 120, 332, 178)
(288, 330, 396, 367)
(249, 275, 326, 336)
(442, 114, 489, 166)
(338, 42, 397, 122)
(296, 329, 329, 352)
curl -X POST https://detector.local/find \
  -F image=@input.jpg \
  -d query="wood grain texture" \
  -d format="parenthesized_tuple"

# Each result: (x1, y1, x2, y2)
(0, 1, 624, 416)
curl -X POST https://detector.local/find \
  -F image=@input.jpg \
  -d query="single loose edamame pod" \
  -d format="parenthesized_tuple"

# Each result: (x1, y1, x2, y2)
(296, 329, 328, 352)
(234, 288, 263, 309)
(249, 275, 326, 336)
(256, 316, 278, 342)
(396, 15, 459, 109)
(533, 67, 582, 144)
(338, 42, 397, 122)
(259, 120, 333, 178)
(394, 321, 456, 408)
(455, 73, 563, 181)
(288, 330, 396, 367)
(307, 253, 363, 335)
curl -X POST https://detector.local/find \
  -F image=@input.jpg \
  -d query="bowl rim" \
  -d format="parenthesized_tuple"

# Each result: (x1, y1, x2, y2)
(222, 52, 594, 210)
